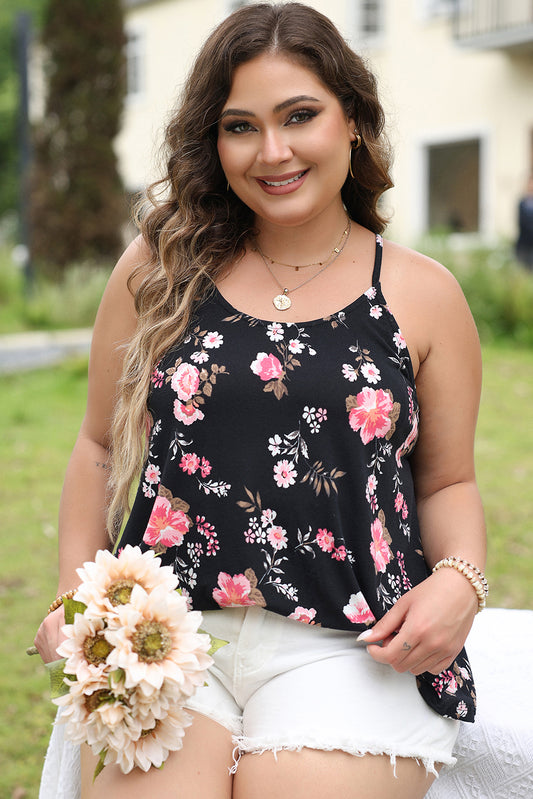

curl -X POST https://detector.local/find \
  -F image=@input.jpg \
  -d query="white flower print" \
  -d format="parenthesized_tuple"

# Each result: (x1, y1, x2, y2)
(342, 363, 358, 382)
(361, 362, 381, 384)
(288, 338, 304, 354)
(273, 459, 297, 488)
(268, 434, 282, 456)
(190, 351, 209, 364)
(302, 406, 316, 423)
(393, 331, 407, 350)
(203, 332, 223, 349)
(267, 525, 288, 550)
(261, 508, 277, 525)
(369, 305, 382, 319)
(364, 287, 377, 300)
(266, 322, 284, 342)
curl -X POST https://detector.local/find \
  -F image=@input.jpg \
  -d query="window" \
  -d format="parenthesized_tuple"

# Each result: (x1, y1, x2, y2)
(427, 139, 480, 233)
(360, 0, 385, 36)
(419, 0, 458, 20)
(126, 28, 145, 99)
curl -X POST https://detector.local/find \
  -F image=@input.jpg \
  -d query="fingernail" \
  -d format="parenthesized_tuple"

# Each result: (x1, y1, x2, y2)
(357, 630, 373, 641)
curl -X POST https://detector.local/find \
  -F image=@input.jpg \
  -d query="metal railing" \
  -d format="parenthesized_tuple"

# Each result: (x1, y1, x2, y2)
(453, 0, 533, 47)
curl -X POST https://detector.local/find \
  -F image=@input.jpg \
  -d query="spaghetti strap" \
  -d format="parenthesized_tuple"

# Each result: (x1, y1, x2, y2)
(371, 235, 383, 287)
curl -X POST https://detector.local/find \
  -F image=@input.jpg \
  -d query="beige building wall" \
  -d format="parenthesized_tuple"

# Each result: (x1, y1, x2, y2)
(118, 0, 533, 245)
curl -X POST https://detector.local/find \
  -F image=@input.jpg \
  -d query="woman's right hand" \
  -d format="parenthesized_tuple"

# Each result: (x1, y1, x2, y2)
(33, 606, 67, 663)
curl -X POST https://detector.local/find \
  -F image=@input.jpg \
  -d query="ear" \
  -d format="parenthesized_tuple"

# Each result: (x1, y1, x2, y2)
(347, 117, 357, 142)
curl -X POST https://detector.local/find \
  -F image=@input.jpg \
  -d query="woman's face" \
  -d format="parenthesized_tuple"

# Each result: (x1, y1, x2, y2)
(217, 53, 355, 229)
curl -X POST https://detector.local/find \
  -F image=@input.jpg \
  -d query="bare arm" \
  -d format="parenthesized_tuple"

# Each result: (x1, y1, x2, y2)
(34, 236, 147, 661)
(363, 255, 486, 675)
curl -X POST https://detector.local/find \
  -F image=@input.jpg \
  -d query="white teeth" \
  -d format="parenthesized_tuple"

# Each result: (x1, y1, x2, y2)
(263, 171, 305, 187)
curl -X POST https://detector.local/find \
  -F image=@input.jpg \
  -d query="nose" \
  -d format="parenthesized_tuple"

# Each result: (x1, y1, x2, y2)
(258, 128, 293, 166)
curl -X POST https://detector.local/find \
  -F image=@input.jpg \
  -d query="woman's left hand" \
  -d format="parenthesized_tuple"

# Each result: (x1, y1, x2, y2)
(359, 567, 478, 675)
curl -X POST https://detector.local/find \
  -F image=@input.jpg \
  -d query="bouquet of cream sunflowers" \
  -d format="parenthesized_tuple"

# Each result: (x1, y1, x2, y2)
(47, 545, 222, 778)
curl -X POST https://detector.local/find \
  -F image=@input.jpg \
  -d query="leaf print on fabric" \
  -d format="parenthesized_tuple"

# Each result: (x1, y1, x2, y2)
(143, 486, 192, 550)
(167, 434, 231, 498)
(370, 511, 393, 573)
(346, 387, 400, 445)
(341, 341, 376, 384)
(343, 592, 376, 626)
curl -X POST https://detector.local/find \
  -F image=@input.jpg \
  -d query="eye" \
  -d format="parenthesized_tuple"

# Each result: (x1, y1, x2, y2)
(285, 108, 319, 126)
(222, 120, 255, 134)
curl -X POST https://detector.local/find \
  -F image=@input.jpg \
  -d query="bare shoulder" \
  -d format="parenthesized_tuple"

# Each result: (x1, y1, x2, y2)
(380, 239, 477, 371)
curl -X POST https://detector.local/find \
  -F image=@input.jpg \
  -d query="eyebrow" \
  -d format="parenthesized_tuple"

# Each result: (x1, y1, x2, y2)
(219, 95, 321, 120)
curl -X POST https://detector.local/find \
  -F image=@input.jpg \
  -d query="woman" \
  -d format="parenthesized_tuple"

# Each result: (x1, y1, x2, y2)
(35, 4, 487, 798)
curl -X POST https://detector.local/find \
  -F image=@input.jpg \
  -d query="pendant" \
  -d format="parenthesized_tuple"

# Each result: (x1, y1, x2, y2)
(273, 293, 291, 311)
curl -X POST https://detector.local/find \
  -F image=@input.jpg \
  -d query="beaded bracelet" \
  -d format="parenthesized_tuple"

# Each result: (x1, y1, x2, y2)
(432, 557, 489, 613)
(47, 589, 76, 616)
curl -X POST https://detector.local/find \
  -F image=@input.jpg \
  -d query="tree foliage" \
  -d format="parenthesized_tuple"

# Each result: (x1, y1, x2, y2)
(30, 0, 126, 270)
(0, 0, 45, 217)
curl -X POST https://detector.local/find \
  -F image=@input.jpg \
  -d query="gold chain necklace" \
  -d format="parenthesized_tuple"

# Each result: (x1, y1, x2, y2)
(256, 219, 351, 311)
(253, 220, 350, 271)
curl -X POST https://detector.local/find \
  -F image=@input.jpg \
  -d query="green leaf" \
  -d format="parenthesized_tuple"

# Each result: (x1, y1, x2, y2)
(93, 749, 107, 781)
(199, 631, 228, 657)
(45, 657, 70, 699)
(63, 597, 87, 624)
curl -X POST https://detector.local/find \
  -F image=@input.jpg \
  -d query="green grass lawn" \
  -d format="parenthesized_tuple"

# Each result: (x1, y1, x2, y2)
(1, 347, 532, 798)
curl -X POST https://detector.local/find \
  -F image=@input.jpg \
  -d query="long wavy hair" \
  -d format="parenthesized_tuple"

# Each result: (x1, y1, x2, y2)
(107, 2, 393, 540)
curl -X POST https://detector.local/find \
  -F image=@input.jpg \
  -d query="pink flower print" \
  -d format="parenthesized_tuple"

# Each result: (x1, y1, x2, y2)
(150, 367, 165, 388)
(250, 352, 284, 381)
(361, 362, 381, 384)
(180, 452, 200, 475)
(332, 545, 347, 561)
(273, 459, 297, 488)
(143, 496, 191, 547)
(342, 363, 358, 382)
(393, 330, 407, 350)
(261, 508, 277, 525)
(401, 503, 408, 520)
(370, 517, 393, 573)
(316, 528, 335, 553)
(394, 492, 404, 513)
(316, 408, 327, 423)
(267, 525, 288, 550)
(267, 322, 284, 342)
(347, 387, 394, 445)
(173, 400, 205, 426)
(212, 572, 256, 608)
(366, 474, 378, 496)
(343, 592, 376, 625)
(364, 287, 377, 300)
(200, 457, 211, 478)
(144, 463, 161, 484)
(395, 411, 419, 467)
(289, 607, 317, 624)
(456, 701, 468, 718)
(288, 338, 304, 354)
(203, 331, 223, 349)
(369, 305, 382, 319)
(171, 362, 200, 401)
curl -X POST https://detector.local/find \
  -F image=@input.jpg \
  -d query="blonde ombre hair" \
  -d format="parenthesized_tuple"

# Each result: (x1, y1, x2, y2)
(107, 2, 393, 539)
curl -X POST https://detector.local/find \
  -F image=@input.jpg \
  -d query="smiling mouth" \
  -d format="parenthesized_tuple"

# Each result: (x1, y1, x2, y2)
(260, 170, 308, 187)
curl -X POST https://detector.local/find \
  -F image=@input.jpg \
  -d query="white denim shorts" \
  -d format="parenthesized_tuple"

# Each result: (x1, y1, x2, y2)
(184, 606, 460, 776)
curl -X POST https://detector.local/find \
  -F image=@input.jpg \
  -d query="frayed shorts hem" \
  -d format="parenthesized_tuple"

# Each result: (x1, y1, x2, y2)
(229, 735, 455, 778)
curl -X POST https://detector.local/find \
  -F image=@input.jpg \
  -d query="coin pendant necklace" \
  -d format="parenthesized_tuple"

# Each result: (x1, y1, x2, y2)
(255, 218, 351, 311)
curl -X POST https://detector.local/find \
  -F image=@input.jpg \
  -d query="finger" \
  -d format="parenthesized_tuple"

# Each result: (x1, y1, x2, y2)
(357, 599, 408, 645)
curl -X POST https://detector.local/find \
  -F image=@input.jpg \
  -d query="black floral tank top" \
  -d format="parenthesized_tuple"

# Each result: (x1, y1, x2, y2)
(117, 235, 476, 721)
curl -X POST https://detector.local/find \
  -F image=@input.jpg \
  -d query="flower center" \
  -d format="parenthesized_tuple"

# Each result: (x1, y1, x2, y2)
(83, 634, 113, 664)
(132, 620, 172, 662)
(84, 689, 113, 713)
(106, 578, 137, 606)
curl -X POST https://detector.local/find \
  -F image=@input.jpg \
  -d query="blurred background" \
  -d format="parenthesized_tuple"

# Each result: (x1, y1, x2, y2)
(1, 1, 532, 797)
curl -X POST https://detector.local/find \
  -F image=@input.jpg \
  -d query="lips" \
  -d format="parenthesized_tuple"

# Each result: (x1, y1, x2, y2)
(255, 169, 309, 195)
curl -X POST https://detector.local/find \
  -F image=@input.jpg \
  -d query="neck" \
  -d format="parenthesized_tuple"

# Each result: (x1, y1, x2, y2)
(253, 201, 349, 263)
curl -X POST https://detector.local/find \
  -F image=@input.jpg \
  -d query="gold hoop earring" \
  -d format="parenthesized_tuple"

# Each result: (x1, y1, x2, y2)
(349, 133, 362, 179)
